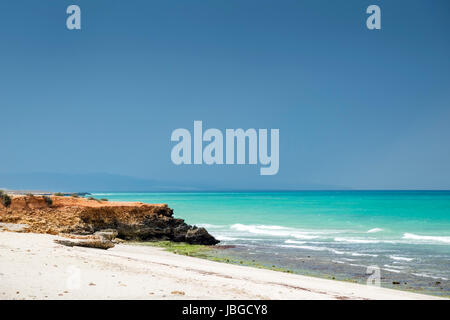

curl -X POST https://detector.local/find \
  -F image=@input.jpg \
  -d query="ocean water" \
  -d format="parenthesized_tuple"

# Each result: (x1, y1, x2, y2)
(92, 191, 450, 295)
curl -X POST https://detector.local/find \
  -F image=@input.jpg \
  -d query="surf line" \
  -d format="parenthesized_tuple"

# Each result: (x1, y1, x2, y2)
(170, 121, 279, 175)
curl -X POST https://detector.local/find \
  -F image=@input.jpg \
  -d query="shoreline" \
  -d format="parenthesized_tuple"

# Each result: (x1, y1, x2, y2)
(129, 241, 450, 298)
(0, 231, 443, 300)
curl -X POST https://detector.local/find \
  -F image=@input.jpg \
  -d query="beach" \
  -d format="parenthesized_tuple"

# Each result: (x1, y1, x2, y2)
(0, 231, 441, 300)
(96, 191, 450, 296)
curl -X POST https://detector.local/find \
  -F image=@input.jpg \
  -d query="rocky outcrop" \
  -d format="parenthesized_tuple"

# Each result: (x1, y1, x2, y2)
(54, 238, 115, 250)
(0, 195, 219, 245)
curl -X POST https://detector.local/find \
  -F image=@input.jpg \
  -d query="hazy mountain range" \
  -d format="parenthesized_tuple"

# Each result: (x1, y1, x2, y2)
(0, 172, 344, 193)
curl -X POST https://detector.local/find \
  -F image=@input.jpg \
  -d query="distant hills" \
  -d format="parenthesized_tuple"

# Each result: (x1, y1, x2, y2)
(0, 172, 194, 193)
(0, 172, 345, 193)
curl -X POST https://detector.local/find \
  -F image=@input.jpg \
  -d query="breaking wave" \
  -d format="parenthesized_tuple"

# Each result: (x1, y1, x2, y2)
(334, 237, 381, 244)
(367, 228, 384, 233)
(389, 255, 414, 262)
(402, 233, 450, 244)
(278, 244, 345, 255)
(230, 224, 322, 240)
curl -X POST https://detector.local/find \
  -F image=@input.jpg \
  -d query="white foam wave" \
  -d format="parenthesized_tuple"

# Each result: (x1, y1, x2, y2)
(389, 255, 413, 262)
(402, 233, 450, 244)
(341, 258, 357, 262)
(348, 263, 367, 268)
(334, 237, 380, 244)
(216, 236, 238, 241)
(197, 224, 226, 229)
(383, 268, 401, 273)
(291, 234, 321, 240)
(332, 260, 346, 264)
(367, 228, 384, 233)
(383, 264, 406, 270)
(411, 273, 448, 281)
(230, 224, 321, 239)
(278, 244, 345, 255)
(284, 240, 306, 245)
(280, 243, 380, 258)
(351, 252, 378, 257)
(257, 225, 286, 230)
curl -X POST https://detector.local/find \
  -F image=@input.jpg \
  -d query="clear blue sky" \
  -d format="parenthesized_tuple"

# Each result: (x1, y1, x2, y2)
(1, 0, 449, 190)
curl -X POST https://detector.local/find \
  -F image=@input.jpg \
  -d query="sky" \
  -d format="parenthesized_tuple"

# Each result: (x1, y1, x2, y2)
(0, 0, 450, 191)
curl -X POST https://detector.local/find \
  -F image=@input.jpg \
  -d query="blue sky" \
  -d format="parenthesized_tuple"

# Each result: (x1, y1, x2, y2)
(1, 0, 449, 190)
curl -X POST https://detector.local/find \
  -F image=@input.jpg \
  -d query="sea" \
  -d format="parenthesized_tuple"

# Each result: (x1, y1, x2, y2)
(91, 191, 450, 296)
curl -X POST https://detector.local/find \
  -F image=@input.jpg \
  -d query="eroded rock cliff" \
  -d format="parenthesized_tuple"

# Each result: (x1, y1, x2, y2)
(0, 195, 219, 245)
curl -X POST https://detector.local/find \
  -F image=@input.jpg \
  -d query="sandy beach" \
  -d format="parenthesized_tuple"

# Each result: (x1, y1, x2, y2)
(0, 231, 442, 300)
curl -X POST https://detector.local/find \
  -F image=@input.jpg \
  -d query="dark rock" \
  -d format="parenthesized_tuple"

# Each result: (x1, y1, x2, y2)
(94, 216, 219, 245)
(185, 227, 220, 245)
(173, 224, 190, 242)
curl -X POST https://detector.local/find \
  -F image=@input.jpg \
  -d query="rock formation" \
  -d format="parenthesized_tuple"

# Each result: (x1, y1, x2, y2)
(0, 195, 219, 247)
(54, 238, 115, 250)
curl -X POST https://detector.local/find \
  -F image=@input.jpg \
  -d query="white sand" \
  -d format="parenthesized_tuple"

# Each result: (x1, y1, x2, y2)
(0, 231, 442, 300)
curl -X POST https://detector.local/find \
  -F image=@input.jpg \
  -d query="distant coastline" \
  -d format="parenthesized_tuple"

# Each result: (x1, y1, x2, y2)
(1, 190, 91, 197)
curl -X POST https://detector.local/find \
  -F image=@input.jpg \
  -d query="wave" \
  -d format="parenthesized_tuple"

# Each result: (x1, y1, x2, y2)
(351, 252, 378, 257)
(279, 244, 380, 258)
(367, 228, 384, 233)
(230, 224, 321, 239)
(334, 237, 380, 244)
(389, 255, 414, 262)
(384, 264, 407, 270)
(197, 223, 226, 229)
(348, 263, 367, 268)
(278, 244, 346, 255)
(402, 233, 450, 244)
(284, 240, 306, 245)
(255, 225, 286, 230)
(341, 258, 357, 262)
(332, 260, 367, 268)
(383, 268, 401, 274)
(291, 234, 321, 240)
(411, 273, 448, 281)
(332, 260, 346, 264)
(216, 236, 239, 241)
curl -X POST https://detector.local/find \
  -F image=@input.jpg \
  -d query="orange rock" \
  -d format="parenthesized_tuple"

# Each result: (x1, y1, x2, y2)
(0, 195, 219, 245)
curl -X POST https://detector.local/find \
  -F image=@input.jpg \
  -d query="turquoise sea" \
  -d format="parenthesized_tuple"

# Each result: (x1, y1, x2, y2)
(92, 191, 450, 295)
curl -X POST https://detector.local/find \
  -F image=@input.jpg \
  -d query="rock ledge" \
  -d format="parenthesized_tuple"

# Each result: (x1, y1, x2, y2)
(0, 195, 219, 246)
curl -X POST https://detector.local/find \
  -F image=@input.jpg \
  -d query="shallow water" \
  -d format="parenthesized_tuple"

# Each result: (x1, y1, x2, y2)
(92, 191, 450, 296)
